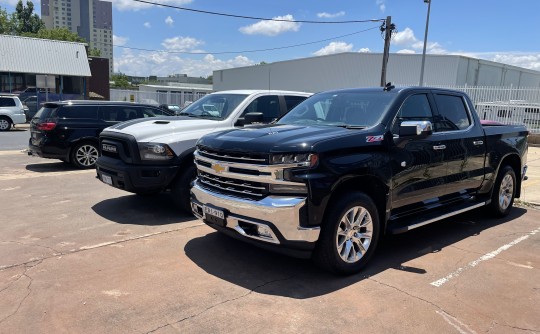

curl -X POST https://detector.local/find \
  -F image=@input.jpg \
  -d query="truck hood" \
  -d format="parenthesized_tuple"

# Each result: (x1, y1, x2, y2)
(198, 124, 370, 153)
(103, 117, 222, 144)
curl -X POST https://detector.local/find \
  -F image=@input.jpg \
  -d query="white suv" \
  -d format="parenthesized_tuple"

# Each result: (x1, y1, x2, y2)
(0, 95, 26, 131)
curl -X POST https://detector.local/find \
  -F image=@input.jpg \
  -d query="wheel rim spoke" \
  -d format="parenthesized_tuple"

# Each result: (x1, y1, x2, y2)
(335, 204, 374, 264)
(77, 145, 98, 166)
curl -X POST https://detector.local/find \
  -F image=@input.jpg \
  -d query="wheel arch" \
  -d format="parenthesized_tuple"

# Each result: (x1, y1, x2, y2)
(495, 153, 522, 198)
(324, 175, 389, 233)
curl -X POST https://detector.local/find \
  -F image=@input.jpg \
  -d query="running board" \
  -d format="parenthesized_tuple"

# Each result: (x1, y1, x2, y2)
(388, 200, 488, 235)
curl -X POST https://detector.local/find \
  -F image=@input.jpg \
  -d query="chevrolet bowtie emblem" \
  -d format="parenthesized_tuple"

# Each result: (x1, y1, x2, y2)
(212, 163, 226, 174)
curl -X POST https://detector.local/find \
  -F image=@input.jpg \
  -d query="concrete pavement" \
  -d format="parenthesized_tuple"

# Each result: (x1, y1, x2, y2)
(520, 145, 540, 205)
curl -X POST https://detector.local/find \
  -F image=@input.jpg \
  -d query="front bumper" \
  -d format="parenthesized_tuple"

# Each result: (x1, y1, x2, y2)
(96, 156, 179, 193)
(190, 182, 320, 258)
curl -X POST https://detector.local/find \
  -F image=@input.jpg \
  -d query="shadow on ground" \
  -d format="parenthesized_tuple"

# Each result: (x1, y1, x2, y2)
(26, 161, 79, 173)
(92, 193, 195, 225)
(184, 207, 527, 299)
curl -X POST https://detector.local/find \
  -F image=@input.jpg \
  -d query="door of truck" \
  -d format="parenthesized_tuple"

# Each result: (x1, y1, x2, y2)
(390, 93, 447, 209)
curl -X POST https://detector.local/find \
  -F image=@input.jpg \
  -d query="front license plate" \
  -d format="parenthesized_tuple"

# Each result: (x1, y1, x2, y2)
(101, 174, 113, 185)
(203, 205, 226, 227)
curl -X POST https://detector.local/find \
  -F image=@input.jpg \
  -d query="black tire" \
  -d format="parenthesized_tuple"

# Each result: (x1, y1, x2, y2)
(488, 165, 516, 217)
(0, 117, 12, 131)
(314, 192, 380, 275)
(70, 142, 99, 169)
(171, 164, 197, 213)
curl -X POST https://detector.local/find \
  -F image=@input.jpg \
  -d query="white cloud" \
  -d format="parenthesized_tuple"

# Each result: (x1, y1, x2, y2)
(113, 35, 128, 46)
(397, 49, 416, 54)
(491, 54, 540, 71)
(143, 22, 151, 29)
(313, 42, 353, 56)
(358, 48, 371, 53)
(317, 11, 345, 19)
(392, 27, 447, 54)
(161, 36, 204, 51)
(114, 49, 256, 77)
(165, 16, 174, 27)
(239, 15, 301, 36)
(376, 0, 386, 12)
(109, 0, 192, 11)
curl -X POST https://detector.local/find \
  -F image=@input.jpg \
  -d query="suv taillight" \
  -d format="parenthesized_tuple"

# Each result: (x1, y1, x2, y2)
(37, 122, 57, 131)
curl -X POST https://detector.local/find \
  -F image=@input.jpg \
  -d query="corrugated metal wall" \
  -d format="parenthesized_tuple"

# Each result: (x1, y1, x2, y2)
(214, 53, 540, 93)
(0, 35, 91, 77)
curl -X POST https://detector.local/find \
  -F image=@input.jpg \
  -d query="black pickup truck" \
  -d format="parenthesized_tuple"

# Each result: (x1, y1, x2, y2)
(190, 87, 528, 274)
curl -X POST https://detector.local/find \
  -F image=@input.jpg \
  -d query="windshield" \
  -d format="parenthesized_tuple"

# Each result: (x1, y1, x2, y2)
(178, 93, 248, 120)
(278, 91, 394, 128)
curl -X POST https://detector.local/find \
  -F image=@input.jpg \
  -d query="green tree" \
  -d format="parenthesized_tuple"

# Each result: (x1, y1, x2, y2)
(25, 27, 85, 42)
(111, 74, 132, 89)
(88, 48, 102, 57)
(11, 1, 43, 34)
(0, 7, 13, 34)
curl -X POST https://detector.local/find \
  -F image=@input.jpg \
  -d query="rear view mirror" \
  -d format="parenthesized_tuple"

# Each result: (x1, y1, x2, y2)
(399, 121, 433, 137)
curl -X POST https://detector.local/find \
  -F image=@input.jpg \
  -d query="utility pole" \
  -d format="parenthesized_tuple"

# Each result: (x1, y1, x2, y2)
(380, 16, 394, 87)
(419, 0, 432, 86)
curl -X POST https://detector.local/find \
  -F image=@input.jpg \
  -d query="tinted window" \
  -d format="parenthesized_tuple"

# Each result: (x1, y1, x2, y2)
(179, 94, 248, 120)
(433, 94, 471, 131)
(99, 106, 141, 122)
(0, 97, 16, 107)
(392, 94, 433, 134)
(57, 106, 98, 119)
(35, 107, 57, 120)
(242, 95, 281, 123)
(279, 91, 393, 128)
(140, 107, 160, 117)
(284, 95, 307, 111)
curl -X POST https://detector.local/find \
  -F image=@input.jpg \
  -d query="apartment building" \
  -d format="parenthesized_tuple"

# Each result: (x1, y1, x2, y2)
(41, 0, 113, 75)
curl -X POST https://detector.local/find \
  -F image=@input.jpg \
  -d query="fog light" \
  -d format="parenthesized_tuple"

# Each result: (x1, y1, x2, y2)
(257, 225, 273, 238)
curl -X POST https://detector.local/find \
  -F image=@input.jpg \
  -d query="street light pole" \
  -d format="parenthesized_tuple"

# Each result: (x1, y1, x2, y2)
(419, 0, 431, 86)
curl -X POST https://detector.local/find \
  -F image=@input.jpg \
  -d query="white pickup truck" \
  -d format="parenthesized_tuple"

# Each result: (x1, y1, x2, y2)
(95, 90, 311, 212)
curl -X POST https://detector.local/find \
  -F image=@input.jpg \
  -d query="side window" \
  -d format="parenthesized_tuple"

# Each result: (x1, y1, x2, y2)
(58, 106, 98, 119)
(284, 95, 307, 112)
(392, 94, 433, 134)
(141, 107, 159, 117)
(99, 106, 138, 122)
(433, 94, 471, 131)
(241, 95, 281, 123)
(0, 98, 16, 107)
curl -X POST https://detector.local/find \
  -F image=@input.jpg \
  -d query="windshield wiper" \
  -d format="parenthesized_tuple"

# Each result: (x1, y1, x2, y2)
(333, 124, 366, 129)
(177, 112, 198, 117)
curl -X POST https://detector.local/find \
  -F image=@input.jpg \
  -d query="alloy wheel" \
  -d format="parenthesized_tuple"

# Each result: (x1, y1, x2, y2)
(75, 144, 98, 167)
(498, 174, 514, 211)
(335, 206, 373, 263)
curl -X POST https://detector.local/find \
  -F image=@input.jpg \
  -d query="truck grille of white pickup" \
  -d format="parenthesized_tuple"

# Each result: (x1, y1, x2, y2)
(197, 171, 269, 198)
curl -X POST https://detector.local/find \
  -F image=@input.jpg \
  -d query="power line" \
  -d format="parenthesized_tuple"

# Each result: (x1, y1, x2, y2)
(96, 26, 380, 55)
(132, 0, 384, 24)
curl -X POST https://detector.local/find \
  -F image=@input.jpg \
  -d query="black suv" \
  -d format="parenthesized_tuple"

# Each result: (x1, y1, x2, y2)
(28, 101, 173, 168)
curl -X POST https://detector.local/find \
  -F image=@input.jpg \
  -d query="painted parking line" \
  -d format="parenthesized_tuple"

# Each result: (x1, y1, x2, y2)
(0, 150, 27, 156)
(431, 227, 540, 287)
(0, 169, 94, 181)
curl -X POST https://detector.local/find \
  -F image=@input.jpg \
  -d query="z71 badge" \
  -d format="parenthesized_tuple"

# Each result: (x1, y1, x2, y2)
(366, 135, 384, 143)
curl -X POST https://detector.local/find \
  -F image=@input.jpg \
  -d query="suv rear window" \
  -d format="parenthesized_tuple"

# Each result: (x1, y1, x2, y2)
(57, 106, 98, 119)
(34, 107, 58, 120)
(0, 97, 16, 107)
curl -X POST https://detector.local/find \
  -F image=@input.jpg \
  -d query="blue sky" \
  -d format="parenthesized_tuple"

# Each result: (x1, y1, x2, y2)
(2, 0, 540, 77)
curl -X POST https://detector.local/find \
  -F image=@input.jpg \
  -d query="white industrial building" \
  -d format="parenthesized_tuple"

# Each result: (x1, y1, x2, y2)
(213, 53, 540, 93)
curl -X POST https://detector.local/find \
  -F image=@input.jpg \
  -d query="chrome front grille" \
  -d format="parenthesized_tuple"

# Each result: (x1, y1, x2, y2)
(198, 171, 269, 198)
(198, 146, 269, 164)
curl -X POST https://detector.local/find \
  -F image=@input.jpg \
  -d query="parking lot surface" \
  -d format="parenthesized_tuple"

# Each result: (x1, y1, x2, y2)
(0, 142, 539, 333)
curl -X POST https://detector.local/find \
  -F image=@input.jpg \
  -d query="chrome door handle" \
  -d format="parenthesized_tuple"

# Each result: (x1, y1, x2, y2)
(433, 145, 446, 150)
(473, 140, 484, 146)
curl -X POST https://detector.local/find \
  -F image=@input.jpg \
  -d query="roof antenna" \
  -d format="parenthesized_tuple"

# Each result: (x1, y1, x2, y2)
(383, 82, 395, 91)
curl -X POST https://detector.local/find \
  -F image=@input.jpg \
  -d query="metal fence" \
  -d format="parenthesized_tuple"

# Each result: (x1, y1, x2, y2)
(111, 86, 540, 133)
(110, 89, 207, 108)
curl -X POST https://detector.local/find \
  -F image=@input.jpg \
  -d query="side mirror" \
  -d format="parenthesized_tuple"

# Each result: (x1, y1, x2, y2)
(244, 112, 264, 125)
(399, 120, 433, 137)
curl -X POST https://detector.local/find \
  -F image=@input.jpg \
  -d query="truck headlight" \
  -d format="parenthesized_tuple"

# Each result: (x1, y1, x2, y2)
(138, 143, 175, 160)
(271, 153, 318, 167)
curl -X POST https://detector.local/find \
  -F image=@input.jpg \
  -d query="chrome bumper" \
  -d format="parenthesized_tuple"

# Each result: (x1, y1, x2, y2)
(190, 183, 320, 244)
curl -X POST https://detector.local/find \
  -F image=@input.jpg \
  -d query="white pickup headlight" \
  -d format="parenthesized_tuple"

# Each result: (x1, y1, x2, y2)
(138, 143, 175, 160)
